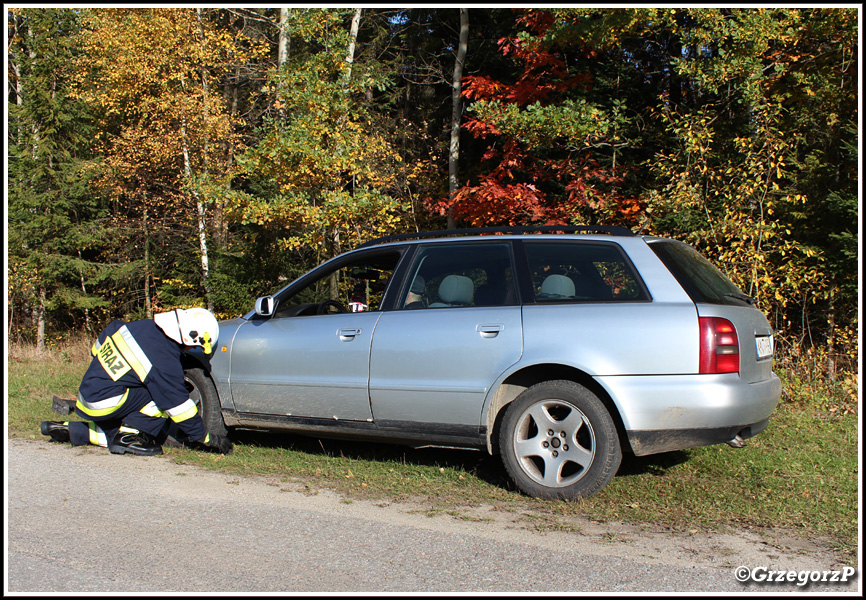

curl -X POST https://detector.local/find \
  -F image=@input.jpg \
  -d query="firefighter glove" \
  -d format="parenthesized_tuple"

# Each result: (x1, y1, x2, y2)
(200, 433, 234, 455)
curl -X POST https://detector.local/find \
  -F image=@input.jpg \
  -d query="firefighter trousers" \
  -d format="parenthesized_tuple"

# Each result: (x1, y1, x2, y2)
(69, 387, 194, 448)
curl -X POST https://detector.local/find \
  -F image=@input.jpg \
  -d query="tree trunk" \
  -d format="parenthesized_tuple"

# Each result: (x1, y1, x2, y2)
(275, 8, 291, 122)
(826, 287, 837, 382)
(447, 8, 469, 229)
(34, 288, 46, 354)
(345, 8, 362, 82)
(278, 8, 291, 67)
(10, 14, 25, 145)
(78, 250, 93, 333)
(328, 226, 342, 300)
(143, 205, 152, 319)
(195, 9, 211, 163)
(180, 118, 213, 311)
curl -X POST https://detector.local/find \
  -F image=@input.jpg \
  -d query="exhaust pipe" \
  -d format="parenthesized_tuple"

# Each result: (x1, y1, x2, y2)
(726, 426, 752, 448)
(726, 434, 746, 448)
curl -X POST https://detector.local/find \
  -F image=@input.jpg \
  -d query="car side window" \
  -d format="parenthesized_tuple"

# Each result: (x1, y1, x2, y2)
(273, 250, 401, 317)
(399, 243, 517, 309)
(524, 241, 649, 302)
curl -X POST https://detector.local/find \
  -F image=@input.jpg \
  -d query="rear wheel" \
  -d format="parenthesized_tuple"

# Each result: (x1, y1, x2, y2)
(184, 367, 228, 438)
(499, 380, 621, 500)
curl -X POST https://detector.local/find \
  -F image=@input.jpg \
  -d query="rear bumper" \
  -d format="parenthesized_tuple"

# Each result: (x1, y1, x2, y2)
(627, 418, 769, 456)
(595, 372, 781, 456)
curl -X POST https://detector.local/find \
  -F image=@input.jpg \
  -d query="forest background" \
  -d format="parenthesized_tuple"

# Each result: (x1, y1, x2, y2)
(6, 7, 860, 388)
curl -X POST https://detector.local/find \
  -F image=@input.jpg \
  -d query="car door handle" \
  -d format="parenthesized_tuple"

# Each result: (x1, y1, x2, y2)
(338, 328, 362, 341)
(477, 324, 504, 338)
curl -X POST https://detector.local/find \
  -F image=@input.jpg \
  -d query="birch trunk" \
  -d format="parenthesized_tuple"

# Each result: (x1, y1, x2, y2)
(78, 250, 93, 333)
(143, 205, 152, 319)
(181, 118, 213, 311)
(275, 8, 292, 123)
(278, 8, 291, 67)
(345, 8, 362, 81)
(34, 288, 46, 354)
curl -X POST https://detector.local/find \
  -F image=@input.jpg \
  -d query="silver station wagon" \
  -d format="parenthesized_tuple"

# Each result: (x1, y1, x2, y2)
(182, 226, 782, 499)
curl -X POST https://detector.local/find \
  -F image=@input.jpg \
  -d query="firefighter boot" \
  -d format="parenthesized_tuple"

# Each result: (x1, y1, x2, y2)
(109, 430, 163, 456)
(40, 421, 70, 443)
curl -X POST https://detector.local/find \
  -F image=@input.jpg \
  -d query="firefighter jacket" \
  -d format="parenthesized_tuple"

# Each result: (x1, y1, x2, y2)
(77, 319, 206, 442)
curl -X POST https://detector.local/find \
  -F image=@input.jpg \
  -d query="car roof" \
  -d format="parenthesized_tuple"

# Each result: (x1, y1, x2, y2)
(355, 225, 637, 251)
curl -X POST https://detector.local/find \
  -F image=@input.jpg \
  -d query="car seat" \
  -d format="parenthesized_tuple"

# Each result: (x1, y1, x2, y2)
(430, 275, 474, 307)
(539, 274, 575, 299)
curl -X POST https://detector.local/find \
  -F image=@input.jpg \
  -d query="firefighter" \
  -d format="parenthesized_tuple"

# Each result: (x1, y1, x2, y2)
(40, 308, 233, 456)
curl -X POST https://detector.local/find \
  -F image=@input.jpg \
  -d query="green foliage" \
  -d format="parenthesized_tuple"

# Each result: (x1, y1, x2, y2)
(533, 7, 857, 359)
(470, 98, 615, 151)
(7, 9, 111, 338)
(6, 7, 857, 374)
(229, 8, 411, 258)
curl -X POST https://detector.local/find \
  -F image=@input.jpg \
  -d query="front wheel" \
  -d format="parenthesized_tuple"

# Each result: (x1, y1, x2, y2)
(184, 367, 228, 438)
(499, 380, 621, 500)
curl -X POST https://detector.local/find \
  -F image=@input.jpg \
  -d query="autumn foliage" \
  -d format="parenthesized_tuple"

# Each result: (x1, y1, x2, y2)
(428, 9, 643, 227)
(7, 7, 858, 380)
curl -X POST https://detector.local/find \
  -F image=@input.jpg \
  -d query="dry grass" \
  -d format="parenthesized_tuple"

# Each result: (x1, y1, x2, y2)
(8, 334, 93, 364)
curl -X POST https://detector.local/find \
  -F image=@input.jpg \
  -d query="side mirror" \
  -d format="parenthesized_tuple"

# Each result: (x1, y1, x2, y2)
(255, 296, 275, 317)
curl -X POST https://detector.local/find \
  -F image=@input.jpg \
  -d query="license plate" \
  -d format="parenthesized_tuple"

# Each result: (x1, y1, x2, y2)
(755, 335, 774, 359)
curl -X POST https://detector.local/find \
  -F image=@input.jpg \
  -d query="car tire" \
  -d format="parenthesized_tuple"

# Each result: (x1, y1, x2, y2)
(499, 380, 621, 500)
(184, 367, 228, 438)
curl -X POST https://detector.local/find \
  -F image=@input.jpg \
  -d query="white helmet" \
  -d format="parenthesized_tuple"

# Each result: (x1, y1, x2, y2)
(154, 308, 219, 354)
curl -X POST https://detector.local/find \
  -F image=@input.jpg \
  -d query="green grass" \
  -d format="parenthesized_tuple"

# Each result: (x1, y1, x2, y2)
(7, 339, 859, 560)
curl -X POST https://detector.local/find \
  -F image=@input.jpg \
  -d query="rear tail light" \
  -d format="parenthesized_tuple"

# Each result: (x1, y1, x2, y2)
(699, 317, 739, 374)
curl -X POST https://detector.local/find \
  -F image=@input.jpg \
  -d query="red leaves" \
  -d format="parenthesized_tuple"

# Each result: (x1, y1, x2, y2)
(461, 76, 503, 101)
(462, 116, 501, 138)
(463, 12, 585, 109)
(446, 179, 556, 227)
(432, 8, 644, 229)
(514, 8, 556, 35)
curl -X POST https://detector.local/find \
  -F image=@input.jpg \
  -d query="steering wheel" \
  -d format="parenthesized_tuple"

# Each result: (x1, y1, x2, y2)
(316, 299, 349, 315)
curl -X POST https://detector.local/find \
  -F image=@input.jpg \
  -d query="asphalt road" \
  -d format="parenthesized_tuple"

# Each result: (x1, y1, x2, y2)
(5, 437, 860, 594)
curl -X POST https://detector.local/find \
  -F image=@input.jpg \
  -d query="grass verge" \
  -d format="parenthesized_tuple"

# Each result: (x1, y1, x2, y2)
(7, 340, 859, 561)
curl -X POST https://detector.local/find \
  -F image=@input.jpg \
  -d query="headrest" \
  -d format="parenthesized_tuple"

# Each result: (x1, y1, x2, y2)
(438, 275, 474, 305)
(540, 274, 575, 298)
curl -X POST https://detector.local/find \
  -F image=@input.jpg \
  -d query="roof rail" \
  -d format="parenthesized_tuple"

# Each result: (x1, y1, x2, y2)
(356, 225, 634, 249)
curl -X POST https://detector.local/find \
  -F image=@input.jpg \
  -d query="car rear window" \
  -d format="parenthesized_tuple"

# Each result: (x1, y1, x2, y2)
(649, 240, 750, 306)
(523, 241, 649, 302)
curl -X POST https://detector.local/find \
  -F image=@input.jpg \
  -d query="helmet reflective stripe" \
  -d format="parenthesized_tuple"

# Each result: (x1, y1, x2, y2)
(76, 390, 129, 417)
(200, 331, 213, 355)
(111, 326, 153, 381)
(87, 422, 109, 447)
(166, 398, 199, 423)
